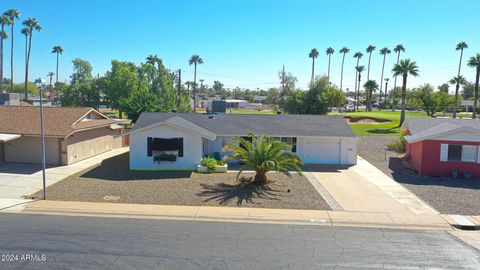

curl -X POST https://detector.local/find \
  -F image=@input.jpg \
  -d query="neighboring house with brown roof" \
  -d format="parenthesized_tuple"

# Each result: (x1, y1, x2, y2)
(0, 106, 125, 165)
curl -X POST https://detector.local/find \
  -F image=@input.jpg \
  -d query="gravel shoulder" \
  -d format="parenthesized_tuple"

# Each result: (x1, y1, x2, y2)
(33, 153, 330, 210)
(359, 136, 480, 215)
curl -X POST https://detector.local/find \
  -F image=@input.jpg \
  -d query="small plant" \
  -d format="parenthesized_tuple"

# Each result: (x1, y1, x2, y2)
(201, 157, 218, 170)
(154, 153, 177, 163)
(387, 135, 406, 152)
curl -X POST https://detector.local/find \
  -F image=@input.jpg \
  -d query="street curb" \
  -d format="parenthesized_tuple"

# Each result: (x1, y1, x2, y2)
(19, 207, 453, 231)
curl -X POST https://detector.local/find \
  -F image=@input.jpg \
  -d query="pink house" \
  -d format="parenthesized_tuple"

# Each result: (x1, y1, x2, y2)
(401, 118, 480, 178)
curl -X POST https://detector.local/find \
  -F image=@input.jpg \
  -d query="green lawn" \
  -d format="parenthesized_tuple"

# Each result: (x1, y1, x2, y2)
(329, 110, 430, 136)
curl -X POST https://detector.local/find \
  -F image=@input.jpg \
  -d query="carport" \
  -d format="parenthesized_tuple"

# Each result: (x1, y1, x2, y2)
(0, 133, 21, 162)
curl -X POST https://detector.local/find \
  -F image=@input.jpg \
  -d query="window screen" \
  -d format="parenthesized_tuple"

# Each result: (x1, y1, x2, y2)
(461, 145, 477, 162)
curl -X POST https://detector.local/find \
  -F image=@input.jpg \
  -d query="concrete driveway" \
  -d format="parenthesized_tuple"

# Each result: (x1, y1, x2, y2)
(0, 147, 129, 211)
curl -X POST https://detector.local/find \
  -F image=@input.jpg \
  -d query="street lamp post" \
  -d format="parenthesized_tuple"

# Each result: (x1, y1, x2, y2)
(35, 78, 47, 200)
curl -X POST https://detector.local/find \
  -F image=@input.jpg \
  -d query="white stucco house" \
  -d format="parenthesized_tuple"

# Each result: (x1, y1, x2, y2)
(127, 113, 358, 170)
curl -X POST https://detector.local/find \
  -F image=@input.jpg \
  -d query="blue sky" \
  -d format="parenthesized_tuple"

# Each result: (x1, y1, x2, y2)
(2, 0, 480, 91)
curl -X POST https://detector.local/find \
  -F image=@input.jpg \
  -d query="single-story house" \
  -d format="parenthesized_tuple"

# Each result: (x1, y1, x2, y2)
(402, 118, 480, 178)
(0, 106, 125, 165)
(127, 113, 358, 170)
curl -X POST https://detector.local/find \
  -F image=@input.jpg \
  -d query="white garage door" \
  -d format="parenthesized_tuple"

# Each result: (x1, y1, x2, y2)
(302, 137, 340, 164)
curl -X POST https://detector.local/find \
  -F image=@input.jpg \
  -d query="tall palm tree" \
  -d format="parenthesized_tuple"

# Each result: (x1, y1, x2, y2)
(392, 59, 419, 125)
(4, 9, 20, 93)
(379, 47, 391, 102)
(21, 27, 29, 90)
(326, 47, 334, 83)
(22, 18, 41, 101)
(355, 66, 365, 112)
(364, 80, 379, 112)
(308, 48, 319, 84)
(339, 47, 350, 91)
(51, 45, 63, 87)
(353, 52, 363, 110)
(146, 54, 160, 65)
(468, 54, 480, 119)
(392, 44, 405, 95)
(188, 54, 203, 112)
(366, 45, 376, 80)
(222, 133, 303, 185)
(453, 41, 468, 118)
(0, 15, 8, 91)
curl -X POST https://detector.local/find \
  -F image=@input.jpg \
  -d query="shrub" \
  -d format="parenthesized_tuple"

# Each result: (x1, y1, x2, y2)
(201, 157, 218, 170)
(387, 136, 406, 152)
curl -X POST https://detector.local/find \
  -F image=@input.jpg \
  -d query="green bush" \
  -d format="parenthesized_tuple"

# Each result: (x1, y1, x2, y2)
(387, 136, 406, 152)
(201, 157, 218, 170)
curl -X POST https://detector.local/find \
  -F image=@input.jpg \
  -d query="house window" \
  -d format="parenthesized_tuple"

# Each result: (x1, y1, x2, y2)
(147, 137, 183, 158)
(447, 145, 462, 161)
(271, 137, 297, 153)
(446, 144, 478, 162)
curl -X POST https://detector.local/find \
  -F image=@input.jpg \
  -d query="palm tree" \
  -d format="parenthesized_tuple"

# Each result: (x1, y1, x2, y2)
(392, 44, 405, 96)
(364, 80, 379, 111)
(188, 54, 203, 112)
(22, 18, 41, 101)
(339, 47, 350, 91)
(21, 27, 29, 90)
(222, 133, 303, 185)
(366, 45, 376, 80)
(353, 52, 363, 110)
(379, 47, 391, 102)
(392, 59, 419, 125)
(308, 48, 319, 84)
(452, 41, 468, 118)
(51, 45, 63, 87)
(0, 15, 9, 91)
(449, 75, 467, 115)
(146, 54, 160, 65)
(4, 9, 20, 93)
(326, 47, 334, 83)
(355, 65, 365, 111)
(468, 54, 480, 119)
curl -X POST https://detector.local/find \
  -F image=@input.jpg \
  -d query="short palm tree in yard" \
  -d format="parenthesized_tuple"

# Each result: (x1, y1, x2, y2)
(468, 54, 480, 118)
(222, 133, 303, 185)
(392, 59, 419, 125)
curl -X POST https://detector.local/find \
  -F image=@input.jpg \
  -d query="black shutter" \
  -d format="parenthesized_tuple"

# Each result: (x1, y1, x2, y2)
(178, 138, 184, 157)
(147, 137, 153, 157)
(292, 137, 297, 153)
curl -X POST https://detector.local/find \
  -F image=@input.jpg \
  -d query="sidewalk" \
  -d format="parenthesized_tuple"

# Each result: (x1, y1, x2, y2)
(0, 147, 129, 210)
(20, 200, 451, 230)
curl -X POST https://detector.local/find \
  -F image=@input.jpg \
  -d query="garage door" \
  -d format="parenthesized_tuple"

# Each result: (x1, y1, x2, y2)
(302, 137, 340, 164)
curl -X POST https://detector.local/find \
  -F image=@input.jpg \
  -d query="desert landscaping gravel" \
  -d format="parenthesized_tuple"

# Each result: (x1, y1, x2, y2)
(359, 136, 480, 215)
(34, 153, 330, 210)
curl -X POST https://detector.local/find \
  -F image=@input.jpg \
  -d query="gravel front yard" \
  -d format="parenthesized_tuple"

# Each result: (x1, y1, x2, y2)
(359, 136, 480, 215)
(33, 153, 330, 210)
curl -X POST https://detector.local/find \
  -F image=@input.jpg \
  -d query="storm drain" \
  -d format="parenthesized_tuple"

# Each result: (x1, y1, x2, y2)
(103, 195, 120, 201)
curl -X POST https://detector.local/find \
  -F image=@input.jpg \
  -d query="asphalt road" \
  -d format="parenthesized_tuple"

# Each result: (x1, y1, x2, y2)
(0, 214, 479, 270)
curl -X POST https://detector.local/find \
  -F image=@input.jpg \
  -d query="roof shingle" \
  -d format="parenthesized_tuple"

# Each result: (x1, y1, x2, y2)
(133, 112, 356, 137)
(0, 106, 116, 137)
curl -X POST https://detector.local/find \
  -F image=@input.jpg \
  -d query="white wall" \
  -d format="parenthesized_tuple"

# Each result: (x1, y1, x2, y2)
(340, 137, 358, 165)
(299, 136, 357, 165)
(129, 124, 203, 170)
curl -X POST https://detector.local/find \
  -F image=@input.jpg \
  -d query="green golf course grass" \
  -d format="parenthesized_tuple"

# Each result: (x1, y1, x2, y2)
(329, 111, 430, 136)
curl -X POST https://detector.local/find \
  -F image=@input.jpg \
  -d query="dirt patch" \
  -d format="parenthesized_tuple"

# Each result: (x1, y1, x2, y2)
(344, 116, 392, 124)
(32, 152, 330, 210)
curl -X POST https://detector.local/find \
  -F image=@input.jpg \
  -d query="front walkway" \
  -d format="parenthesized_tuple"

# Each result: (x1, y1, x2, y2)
(0, 147, 129, 211)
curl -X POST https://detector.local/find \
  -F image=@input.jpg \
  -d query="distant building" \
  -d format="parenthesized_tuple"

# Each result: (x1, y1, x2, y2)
(252, 95, 268, 104)
(0, 93, 20, 106)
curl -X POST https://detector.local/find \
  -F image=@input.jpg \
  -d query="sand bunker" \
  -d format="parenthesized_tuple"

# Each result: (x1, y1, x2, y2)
(344, 116, 392, 124)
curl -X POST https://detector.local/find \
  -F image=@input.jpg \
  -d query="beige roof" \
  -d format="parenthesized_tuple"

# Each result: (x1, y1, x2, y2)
(0, 106, 116, 137)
